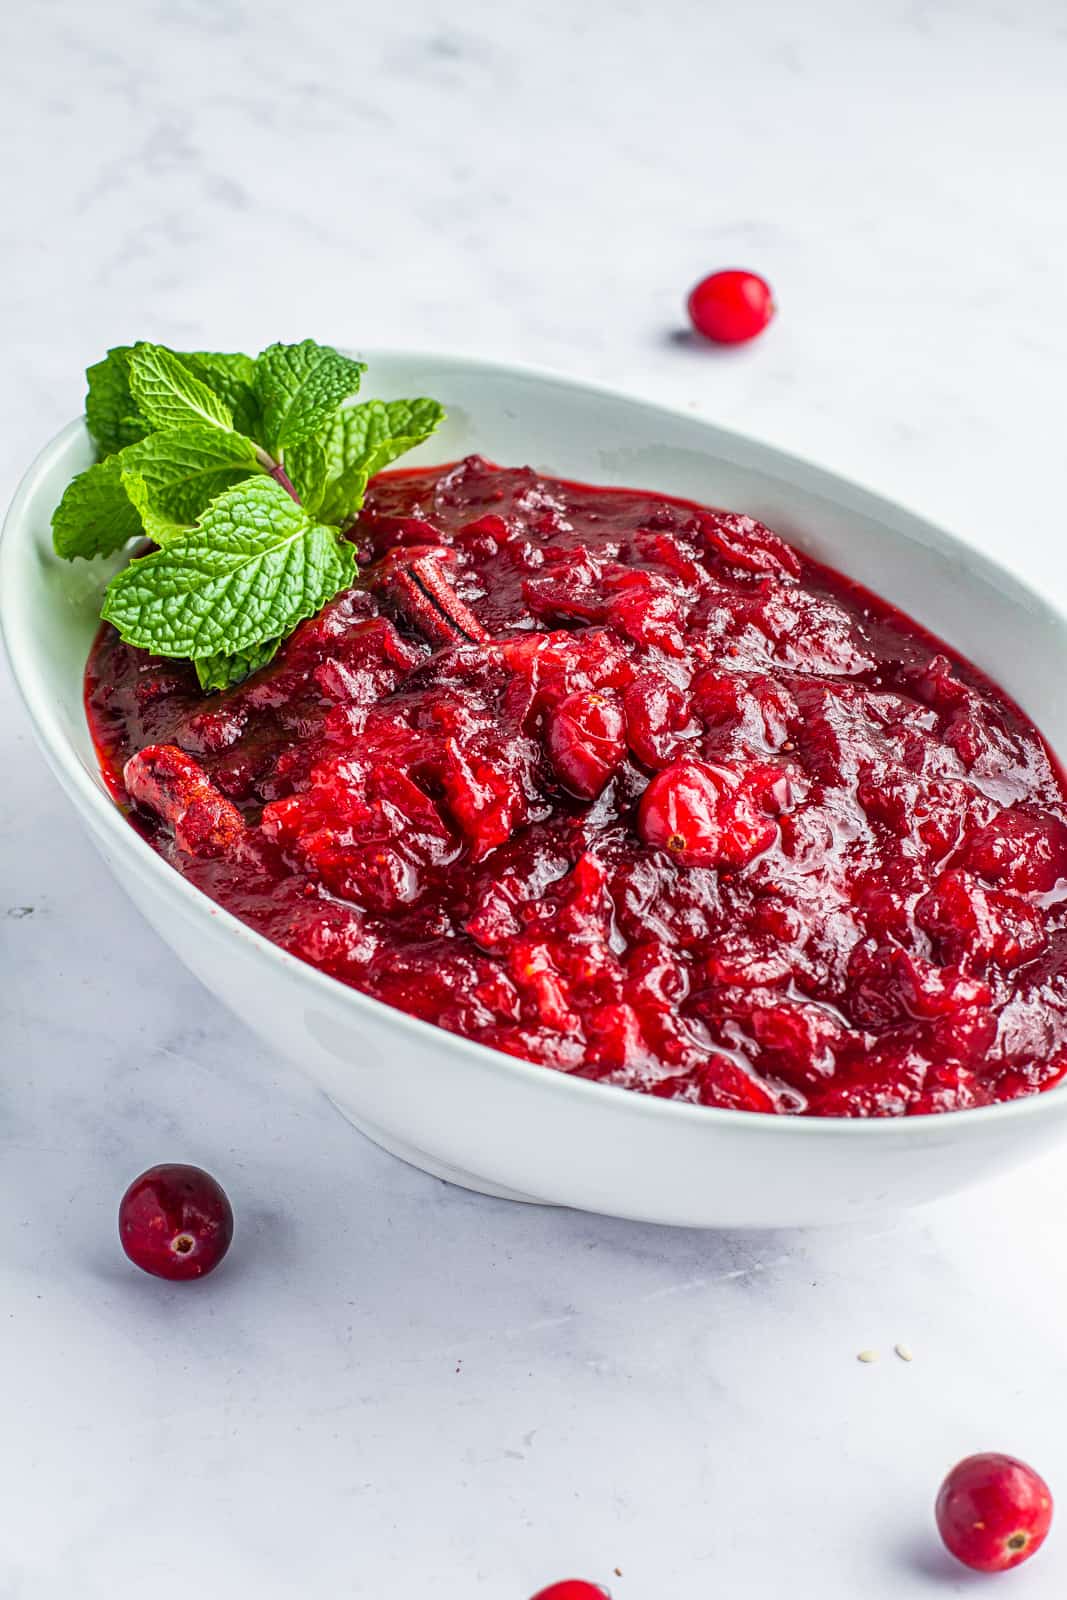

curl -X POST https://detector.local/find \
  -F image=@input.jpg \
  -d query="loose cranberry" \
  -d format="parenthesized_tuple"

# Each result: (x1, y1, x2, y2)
(936, 1453, 1053, 1572)
(119, 1164, 234, 1281)
(687, 269, 775, 344)
(546, 690, 627, 799)
(529, 1584, 611, 1600)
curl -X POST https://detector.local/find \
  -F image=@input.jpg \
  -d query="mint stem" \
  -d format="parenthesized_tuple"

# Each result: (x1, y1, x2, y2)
(254, 444, 301, 505)
(269, 462, 301, 504)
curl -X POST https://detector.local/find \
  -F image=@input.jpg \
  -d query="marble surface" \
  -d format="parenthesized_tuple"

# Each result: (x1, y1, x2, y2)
(3, 0, 1067, 1593)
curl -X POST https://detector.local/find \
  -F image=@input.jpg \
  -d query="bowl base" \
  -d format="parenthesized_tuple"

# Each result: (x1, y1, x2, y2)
(327, 1097, 553, 1205)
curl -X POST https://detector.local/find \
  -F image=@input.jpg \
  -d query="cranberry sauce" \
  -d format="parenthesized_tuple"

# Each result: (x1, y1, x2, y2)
(85, 458, 1067, 1116)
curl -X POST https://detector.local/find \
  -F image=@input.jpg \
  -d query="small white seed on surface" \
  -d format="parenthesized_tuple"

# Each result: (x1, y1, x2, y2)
(894, 1343, 914, 1363)
(857, 1349, 879, 1364)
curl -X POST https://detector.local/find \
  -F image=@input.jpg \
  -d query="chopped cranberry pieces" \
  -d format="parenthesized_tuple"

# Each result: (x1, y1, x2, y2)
(916, 869, 1046, 973)
(262, 757, 458, 911)
(846, 941, 991, 1027)
(696, 510, 800, 578)
(691, 1055, 779, 1114)
(86, 459, 1067, 1118)
(936, 1453, 1053, 1572)
(623, 673, 694, 768)
(441, 737, 530, 859)
(546, 690, 627, 798)
(175, 705, 247, 755)
(965, 807, 1067, 892)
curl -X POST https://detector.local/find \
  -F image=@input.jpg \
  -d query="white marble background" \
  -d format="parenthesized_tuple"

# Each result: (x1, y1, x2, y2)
(3, 1, 1067, 1594)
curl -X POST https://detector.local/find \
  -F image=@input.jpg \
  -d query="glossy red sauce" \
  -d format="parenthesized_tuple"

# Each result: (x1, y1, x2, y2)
(85, 458, 1067, 1116)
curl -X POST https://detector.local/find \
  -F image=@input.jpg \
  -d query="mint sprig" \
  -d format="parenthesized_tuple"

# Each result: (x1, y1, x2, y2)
(52, 453, 145, 560)
(101, 477, 355, 658)
(84, 348, 150, 459)
(122, 427, 261, 540)
(194, 638, 282, 694)
(254, 340, 367, 450)
(181, 352, 261, 439)
(283, 434, 329, 516)
(319, 398, 445, 524)
(53, 339, 445, 689)
(128, 343, 235, 434)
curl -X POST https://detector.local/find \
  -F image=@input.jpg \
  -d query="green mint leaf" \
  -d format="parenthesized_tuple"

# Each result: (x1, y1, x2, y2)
(253, 340, 366, 450)
(52, 452, 145, 560)
(128, 343, 234, 434)
(85, 348, 150, 458)
(319, 469, 369, 529)
(184, 349, 256, 387)
(121, 426, 261, 536)
(121, 468, 180, 545)
(195, 636, 281, 692)
(325, 397, 445, 477)
(101, 476, 355, 658)
(183, 351, 262, 439)
(319, 397, 445, 524)
(284, 435, 328, 515)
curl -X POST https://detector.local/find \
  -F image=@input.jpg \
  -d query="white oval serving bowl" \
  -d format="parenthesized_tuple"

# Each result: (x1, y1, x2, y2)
(5, 351, 1067, 1229)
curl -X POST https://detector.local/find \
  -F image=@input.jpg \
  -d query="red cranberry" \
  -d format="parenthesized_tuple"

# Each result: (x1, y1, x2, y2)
(687, 270, 775, 345)
(119, 1164, 234, 1281)
(529, 1584, 611, 1600)
(623, 673, 693, 768)
(638, 758, 777, 868)
(936, 1453, 1053, 1572)
(965, 808, 1067, 893)
(545, 690, 626, 799)
(696, 510, 800, 577)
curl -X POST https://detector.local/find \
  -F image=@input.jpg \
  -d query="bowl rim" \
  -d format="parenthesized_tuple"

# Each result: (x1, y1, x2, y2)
(4, 346, 1066, 1141)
